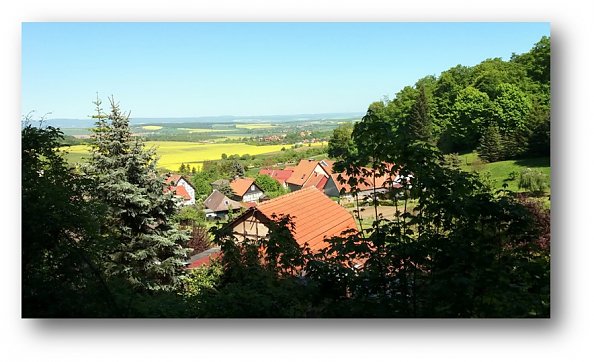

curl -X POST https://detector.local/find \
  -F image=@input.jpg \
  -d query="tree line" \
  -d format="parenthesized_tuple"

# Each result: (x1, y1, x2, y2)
(332, 36, 550, 163)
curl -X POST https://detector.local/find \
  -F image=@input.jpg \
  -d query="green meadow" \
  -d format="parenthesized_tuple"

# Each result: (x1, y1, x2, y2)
(458, 152, 551, 193)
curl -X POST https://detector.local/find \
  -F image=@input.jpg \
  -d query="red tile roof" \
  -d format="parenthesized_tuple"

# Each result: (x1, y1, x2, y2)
(331, 163, 400, 194)
(259, 168, 294, 184)
(164, 184, 192, 201)
(187, 252, 221, 269)
(303, 173, 328, 191)
(285, 160, 321, 186)
(253, 187, 357, 251)
(174, 185, 191, 201)
(164, 174, 183, 185)
(230, 177, 255, 197)
(319, 159, 335, 175)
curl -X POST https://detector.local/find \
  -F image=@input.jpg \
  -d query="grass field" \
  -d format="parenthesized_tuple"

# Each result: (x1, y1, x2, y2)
(177, 128, 233, 133)
(458, 152, 550, 193)
(60, 141, 302, 171)
(235, 123, 278, 129)
(141, 125, 163, 131)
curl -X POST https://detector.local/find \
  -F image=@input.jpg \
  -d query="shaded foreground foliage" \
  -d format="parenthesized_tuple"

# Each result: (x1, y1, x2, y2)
(22, 108, 549, 318)
(188, 109, 549, 318)
(22, 100, 191, 317)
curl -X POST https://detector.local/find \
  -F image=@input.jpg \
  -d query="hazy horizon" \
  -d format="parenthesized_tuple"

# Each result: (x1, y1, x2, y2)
(39, 111, 365, 128)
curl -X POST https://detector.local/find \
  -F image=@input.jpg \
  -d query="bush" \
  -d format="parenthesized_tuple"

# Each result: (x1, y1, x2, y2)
(173, 205, 206, 226)
(187, 224, 213, 256)
(518, 168, 548, 194)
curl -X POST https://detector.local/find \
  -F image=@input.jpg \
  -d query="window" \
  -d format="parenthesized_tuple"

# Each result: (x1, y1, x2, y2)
(251, 185, 255, 191)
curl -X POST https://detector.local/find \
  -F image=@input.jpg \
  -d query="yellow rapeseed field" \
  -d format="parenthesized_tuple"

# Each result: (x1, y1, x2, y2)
(60, 141, 297, 171)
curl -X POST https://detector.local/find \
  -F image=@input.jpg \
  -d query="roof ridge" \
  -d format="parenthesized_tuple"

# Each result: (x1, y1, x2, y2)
(256, 186, 319, 207)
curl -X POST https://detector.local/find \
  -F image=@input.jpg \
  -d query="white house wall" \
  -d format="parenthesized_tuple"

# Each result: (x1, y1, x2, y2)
(177, 178, 196, 205)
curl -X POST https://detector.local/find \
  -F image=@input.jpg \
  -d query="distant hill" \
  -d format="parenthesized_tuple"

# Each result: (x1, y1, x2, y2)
(44, 112, 364, 128)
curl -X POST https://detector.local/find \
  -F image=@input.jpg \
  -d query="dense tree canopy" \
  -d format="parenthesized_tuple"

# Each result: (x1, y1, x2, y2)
(22, 123, 114, 317)
(327, 122, 357, 159)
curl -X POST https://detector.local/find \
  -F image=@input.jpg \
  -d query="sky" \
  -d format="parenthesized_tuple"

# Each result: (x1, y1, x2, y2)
(21, 22, 550, 119)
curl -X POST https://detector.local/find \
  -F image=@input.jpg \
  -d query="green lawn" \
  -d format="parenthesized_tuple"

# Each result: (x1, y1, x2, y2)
(457, 152, 550, 193)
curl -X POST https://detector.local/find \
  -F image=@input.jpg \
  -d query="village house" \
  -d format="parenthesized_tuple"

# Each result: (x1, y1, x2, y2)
(230, 177, 265, 203)
(228, 186, 358, 253)
(285, 159, 332, 192)
(258, 167, 294, 188)
(213, 177, 265, 203)
(327, 163, 407, 202)
(164, 174, 196, 206)
(202, 189, 243, 220)
(188, 187, 362, 270)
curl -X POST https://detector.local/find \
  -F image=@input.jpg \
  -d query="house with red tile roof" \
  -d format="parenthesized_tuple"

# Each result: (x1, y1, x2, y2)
(258, 168, 294, 188)
(326, 163, 406, 202)
(285, 159, 332, 192)
(164, 174, 196, 205)
(229, 177, 265, 203)
(228, 187, 357, 253)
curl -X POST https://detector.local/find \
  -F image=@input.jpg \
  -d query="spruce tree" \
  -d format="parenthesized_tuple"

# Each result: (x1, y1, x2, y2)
(477, 124, 503, 162)
(230, 160, 245, 178)
(86, 96, 190, 292)
(404, 86, 432, 143)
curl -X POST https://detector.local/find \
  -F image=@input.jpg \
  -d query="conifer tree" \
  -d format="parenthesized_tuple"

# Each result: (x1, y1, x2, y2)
(404, 86, 432, 143)
(230, 160, 245, 178)
(477, 124, 504, 162)
(86, 96, 190, 292)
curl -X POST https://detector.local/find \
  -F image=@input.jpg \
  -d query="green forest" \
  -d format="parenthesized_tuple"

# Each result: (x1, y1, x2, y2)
(22, 37, 550, 318)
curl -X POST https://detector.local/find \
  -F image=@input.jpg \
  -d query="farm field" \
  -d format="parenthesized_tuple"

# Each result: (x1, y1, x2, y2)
(141, 125, 163, 131)
(176, 128, 233, 133)
(60, 141, 309, 171)
(235, 123, 278, 129)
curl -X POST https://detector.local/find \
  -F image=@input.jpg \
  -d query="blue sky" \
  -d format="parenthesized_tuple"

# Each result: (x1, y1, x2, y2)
(21, 22, 549, 119)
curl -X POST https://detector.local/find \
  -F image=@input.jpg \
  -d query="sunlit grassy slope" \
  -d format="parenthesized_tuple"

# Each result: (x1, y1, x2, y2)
(457, 152, 551, 192)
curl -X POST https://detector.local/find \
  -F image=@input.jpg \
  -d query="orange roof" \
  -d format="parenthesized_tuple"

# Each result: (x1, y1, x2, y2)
(175, 185, 191, 200)
(230, 177, 255, 196)
(165, 185, 191, 201)
(253, 187, 357, 251)
(331, 163, 399, 194)
(319, 159, 335, 175)
(285, 159, 321, 186)
(303, 173, 328, 191)
(164, 174, 183, 185)
(259, 168, 294, 184)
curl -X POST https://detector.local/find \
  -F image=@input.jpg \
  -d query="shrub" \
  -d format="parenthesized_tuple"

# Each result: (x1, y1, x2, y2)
(518, 168, 548, 194)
